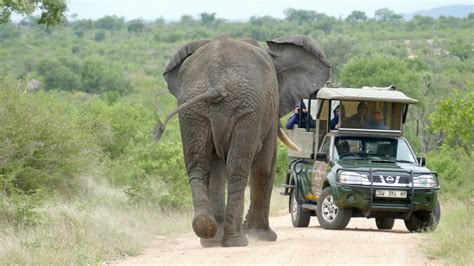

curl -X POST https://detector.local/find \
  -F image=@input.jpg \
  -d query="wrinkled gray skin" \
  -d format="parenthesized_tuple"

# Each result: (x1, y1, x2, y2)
(160, 35, 330, 247)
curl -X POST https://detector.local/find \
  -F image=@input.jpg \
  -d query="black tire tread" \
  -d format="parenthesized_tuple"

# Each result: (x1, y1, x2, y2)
(290, 188, 311, 227)
(316, 187, 352, 230)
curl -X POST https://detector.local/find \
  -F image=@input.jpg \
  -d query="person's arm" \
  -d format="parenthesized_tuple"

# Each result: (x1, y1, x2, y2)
(330, 117, 337, 129)
(286, 114, 298, 129)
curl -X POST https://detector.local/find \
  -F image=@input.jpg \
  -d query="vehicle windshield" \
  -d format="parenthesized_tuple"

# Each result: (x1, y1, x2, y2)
(333, 136, 416, 163)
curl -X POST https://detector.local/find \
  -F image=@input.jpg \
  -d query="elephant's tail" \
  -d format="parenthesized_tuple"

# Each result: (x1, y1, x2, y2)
(278, 128, 301, 152)
(154, 89, 223, 141)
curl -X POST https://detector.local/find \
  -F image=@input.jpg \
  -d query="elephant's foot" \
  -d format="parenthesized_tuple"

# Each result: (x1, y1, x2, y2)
(246, 227, 277, 242)
(200, 225, 224, 248)
(222, 234, 248, 247)
(192, 211, 217, 239)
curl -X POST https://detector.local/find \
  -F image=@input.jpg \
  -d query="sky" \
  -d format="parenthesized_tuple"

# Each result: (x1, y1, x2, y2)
(66, 0, 474, 21)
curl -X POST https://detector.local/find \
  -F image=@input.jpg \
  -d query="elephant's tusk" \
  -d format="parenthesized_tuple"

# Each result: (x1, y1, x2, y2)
(278, 128, 301, 152)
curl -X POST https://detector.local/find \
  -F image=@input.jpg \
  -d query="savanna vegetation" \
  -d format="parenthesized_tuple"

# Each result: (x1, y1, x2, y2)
(0, 7, 473, 264)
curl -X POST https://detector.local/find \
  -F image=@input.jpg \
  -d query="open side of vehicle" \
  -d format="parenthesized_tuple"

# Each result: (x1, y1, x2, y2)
(282, 85, 441, 232)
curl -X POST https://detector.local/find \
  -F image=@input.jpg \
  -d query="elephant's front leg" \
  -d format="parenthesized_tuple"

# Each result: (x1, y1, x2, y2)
(180, 115, 217, 239)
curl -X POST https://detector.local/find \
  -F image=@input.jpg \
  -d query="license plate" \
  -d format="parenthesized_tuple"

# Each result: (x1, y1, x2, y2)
(375, 190, 407, 198)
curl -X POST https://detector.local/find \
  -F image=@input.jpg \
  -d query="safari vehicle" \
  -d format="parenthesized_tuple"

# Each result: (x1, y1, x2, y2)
(281, 85, 440, 232)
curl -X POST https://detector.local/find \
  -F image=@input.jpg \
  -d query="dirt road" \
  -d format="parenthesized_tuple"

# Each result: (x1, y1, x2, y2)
(115, 214, 440, 265)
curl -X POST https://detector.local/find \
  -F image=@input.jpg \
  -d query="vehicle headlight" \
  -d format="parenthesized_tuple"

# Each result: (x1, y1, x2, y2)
(413, 174, 437, 188)
(338, 171, 368, 185)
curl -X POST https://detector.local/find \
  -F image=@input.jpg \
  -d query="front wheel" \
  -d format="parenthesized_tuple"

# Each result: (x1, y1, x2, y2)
(316, 187, 352, 230)
(375, 218, 395, 230)
(289, 188, 311, 227)
(405, 200, 441, 232)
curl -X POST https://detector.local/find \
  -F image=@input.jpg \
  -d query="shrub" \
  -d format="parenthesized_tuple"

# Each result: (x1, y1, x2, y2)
(0, 77, 99, 195)
(426, 148, 473, 200)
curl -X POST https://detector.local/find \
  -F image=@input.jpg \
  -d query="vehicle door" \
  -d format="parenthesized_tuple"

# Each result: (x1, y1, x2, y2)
(312, 135, 332, 196)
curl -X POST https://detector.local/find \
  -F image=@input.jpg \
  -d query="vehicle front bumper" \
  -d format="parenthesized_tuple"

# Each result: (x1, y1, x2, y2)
(332, 183, 438, 213)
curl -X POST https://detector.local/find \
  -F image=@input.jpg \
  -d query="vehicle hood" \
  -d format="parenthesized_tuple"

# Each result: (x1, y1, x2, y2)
(334, 160, 432, 173)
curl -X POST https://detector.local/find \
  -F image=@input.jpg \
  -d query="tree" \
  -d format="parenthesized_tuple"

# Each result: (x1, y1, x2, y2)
(179, 15, 196, 25)
(448, 43, 473, 61)
(36, 58, 83, 91)
(374, 8, 402, 22)
(320, 34, 361, 78)
(283, 8, 318, 25)
(94, 31, 106, 41)
(95, 15, 125, 31)
(429, 86, 474, 152)
(339, 56, 423, 98)
(200, 12, 216, 24)
(0, 0, 67, 26)
(127, 19, 145, 33)
(345, 10, 367, 23)
(81, 56, 129, 94)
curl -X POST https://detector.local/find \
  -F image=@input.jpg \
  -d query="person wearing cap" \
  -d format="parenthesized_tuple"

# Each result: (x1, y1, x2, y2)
(285, 102, 315, 129)
(347, 101, 369, 128)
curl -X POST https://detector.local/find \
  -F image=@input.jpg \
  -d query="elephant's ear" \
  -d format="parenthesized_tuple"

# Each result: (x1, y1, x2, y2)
(266, 35, 331, 117)
(163, 40, 210, 97)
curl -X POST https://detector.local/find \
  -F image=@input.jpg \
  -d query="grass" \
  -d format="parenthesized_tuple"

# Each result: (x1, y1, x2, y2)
(0, 179, 288, 265)
(423, 199, 474, 265)
(269, 186, 290, 216)
(0, 177, 193, 265)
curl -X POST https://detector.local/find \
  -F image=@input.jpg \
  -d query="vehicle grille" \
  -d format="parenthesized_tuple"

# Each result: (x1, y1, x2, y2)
(366, 175, 412, 187)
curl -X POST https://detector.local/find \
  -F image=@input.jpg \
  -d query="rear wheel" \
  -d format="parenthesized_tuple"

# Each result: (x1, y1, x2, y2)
(289, 188, 311, 227)
(316, 187, 352, 230)
(375, 218, 395, 230)
(405, 200, 441, 232)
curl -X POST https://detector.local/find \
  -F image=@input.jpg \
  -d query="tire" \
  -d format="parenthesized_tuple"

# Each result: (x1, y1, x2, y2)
(375, 218, 395, 230)
(316, 187, 352, 230)
(289, 188, 311, 227)
(405, 199, 441, 232)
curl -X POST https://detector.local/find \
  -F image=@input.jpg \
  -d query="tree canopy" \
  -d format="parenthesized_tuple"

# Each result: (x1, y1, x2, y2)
(0, 0, 67, 26)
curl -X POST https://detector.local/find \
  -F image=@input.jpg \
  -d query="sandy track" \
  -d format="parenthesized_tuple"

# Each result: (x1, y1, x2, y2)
(115, 214, 441, 265)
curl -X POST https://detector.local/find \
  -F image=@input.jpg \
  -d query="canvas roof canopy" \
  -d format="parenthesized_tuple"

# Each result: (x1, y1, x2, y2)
(317, 86, 418, 104)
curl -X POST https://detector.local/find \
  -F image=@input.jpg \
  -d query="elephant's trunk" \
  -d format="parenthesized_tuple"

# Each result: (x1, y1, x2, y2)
(278, 128, 301, 152)
(154, 89, 223, 141)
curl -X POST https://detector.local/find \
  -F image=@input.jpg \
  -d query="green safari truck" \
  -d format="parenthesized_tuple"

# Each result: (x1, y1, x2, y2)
(282, 85, 440, 232)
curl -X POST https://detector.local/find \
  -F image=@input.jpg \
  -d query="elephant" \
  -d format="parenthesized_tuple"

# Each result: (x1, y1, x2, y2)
(156, 35, 330, 247)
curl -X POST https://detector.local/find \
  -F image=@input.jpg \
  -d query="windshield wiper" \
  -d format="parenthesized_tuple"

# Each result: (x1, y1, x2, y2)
(340, 157, 367, 161)
(395, 160, 415, 163)
(370, 159, 396, 163)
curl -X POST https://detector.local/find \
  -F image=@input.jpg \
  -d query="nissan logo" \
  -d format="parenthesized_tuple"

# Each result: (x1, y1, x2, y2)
(385, 176, 395, 183)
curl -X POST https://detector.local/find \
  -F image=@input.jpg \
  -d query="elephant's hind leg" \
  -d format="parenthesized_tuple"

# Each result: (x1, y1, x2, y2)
(246, 129, 278, 242)
(181, 114, 217, 239)
(221, 128, 259, 247)
(200, 155, 226, 247)
(190, 168, 217, 239)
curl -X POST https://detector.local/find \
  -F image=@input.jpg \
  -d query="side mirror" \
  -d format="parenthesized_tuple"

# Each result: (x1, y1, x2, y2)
(417, 157, 426, 167)
(315, 152, 328, 162)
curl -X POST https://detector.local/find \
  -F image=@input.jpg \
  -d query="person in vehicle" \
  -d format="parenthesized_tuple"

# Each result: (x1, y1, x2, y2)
(368, 109, 387, 129)
(330, 104, 345, 130)
(286, 102, 315, 129)
(337, 140, 351, 155)
(329, 105, 340, 130)
(347, 101, 369, 128)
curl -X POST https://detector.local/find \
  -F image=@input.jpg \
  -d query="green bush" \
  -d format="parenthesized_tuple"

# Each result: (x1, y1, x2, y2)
(0, 191, 45, 227)
(0, 77, 99, 195)
(103, 102, 190, 207)
(81, 56, 130, 94)
(427, 148, 473, 200)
